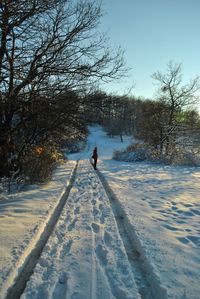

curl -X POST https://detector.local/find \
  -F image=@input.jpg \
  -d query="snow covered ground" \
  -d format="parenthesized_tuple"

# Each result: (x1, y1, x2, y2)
(99, 162, 200, 299)
(0, 125, 200, 299)
(21, 160, 141, 299)
(94, 127, 200, 299)
(0, 161, 76, 297)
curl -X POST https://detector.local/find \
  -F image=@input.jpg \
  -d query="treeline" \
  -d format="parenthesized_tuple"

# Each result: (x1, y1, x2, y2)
(87, 91, 200, 150)
(87, 62, 200, 161)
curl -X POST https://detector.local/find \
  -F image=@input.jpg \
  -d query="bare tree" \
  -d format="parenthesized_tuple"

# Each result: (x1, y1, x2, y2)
(152, 61, 200, 154)
(0, 0, 126, 177)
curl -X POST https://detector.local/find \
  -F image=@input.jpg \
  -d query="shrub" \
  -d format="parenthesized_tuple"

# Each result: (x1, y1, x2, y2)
(64, 139, 86, 154)
(170, 148, 200, 166)
(113, 142, 200, 166)
(113, 143, 149, 162)
(22, 142, 63, 183)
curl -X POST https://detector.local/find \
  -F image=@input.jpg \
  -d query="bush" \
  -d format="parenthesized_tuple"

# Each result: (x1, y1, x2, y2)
(113, 143, 149, 162)
(170, 148, 200, 166)
(64, 139, 86, 154)
(22, 143, 63, 183)
(60, 129, 88, 154)
(113, 142, 200, 166)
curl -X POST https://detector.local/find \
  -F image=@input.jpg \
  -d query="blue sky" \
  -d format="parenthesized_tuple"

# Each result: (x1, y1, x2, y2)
(100, 0, 200, 99)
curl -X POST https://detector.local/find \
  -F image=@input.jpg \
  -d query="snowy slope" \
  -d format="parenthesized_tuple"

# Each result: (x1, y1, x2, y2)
(69, 125, 200, 298)
(0, 125, 200, 299)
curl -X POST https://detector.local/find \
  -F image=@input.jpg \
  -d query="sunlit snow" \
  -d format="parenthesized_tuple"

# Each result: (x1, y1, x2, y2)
(0, 126, 199, 299)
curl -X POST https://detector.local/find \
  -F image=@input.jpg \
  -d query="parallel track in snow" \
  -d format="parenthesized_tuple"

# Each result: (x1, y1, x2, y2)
(96, 168, 168, 299)
(3, 160, 168, 299)
(3, 161, 79, 299)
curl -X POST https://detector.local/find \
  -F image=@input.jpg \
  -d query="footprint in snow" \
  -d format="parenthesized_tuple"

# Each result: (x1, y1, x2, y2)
(91, 199, 96, 205)
(191, 209, 200, 216)
(93, 206, 99, 217)
(52, 272, 68, 299)
(176, 237, 190, 245)
(68, 218, 78, 231)
(60, 240, 73, 259)
(74, 206, 80, 215)
(104, 231, 112, 247)
(187, 235, 200, 247)
(100, 213, 105, 224)
(92, 222, 100, 233)
(95, 244, 108, 266)
(58, 272, 68, 284)
(99, 203, 103, 210)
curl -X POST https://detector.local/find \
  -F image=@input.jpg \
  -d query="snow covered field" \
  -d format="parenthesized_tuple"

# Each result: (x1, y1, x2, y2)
(0, 126, 200, 299)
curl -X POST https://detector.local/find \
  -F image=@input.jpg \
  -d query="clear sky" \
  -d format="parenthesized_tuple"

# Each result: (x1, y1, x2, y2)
(100, 0, 200, 100)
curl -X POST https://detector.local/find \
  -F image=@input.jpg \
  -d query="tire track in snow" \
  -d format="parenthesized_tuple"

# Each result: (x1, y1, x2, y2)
(96, 168, 168, 299)
(16, 160, 141, 299)
(89, 168, 140, 299)
(88, 168, 112, 299)
(3, 161, 79, 299)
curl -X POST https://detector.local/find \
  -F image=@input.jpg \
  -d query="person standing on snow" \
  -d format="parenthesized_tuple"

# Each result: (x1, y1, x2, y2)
(92, 147, 98, 170)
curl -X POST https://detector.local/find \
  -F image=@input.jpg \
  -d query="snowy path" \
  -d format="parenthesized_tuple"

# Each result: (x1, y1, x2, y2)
(18, 160, 142, 299)
(2, 126, 199, 298)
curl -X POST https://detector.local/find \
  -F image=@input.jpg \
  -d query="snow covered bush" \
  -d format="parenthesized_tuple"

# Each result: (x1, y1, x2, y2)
(170, 148, 200, 166)
(59, 128, 88, 155)
(113, 143, 149, 162)
(113, 142, 200, 166)
(0, 174, 26, 194)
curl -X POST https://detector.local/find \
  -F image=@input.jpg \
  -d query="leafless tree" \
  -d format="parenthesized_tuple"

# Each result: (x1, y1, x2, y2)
(152, 61, 200, 154)
(0, 0, 126, 177)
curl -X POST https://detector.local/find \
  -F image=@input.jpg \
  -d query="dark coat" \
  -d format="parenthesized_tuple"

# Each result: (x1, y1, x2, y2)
(92, 147, 98, 160)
